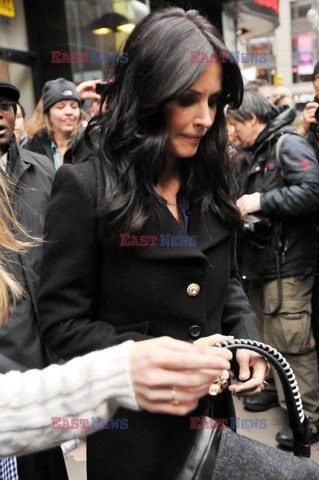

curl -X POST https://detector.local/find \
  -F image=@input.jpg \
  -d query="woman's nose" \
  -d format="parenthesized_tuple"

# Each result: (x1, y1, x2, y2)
(196, 104, 215, 129)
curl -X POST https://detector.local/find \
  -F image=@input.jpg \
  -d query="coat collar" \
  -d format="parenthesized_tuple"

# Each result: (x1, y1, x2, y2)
(8, 142, 39, 187)
(132, 200, 229, 262)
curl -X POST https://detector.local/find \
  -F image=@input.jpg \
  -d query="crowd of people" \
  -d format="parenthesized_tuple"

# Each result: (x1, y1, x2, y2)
(1, 6, 319, 480)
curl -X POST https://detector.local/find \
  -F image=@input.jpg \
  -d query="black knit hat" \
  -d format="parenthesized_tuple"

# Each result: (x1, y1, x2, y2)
(313, 61, 319, 81)
(42, 78, 80, 112)
(0, 80, 20, 102)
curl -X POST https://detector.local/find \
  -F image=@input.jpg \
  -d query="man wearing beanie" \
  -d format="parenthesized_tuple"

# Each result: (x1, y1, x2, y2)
(24, 77, 90, 167)
(0, 80, 68, 479)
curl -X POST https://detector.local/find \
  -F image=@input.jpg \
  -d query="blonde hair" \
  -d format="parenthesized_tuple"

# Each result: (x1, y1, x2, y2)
(25, 99, 45, 139)
(0, 175, 36, 326)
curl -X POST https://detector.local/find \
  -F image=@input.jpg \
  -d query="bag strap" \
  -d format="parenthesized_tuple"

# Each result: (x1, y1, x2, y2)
(275, 132, 291, 171)
(218, 339, 311, 458)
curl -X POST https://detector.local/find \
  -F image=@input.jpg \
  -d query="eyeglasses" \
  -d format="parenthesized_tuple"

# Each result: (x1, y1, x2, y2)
(0, 101, 14, 113)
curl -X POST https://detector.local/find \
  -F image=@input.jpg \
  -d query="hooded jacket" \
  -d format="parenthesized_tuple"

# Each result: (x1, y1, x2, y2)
(237, 107, 319, 280)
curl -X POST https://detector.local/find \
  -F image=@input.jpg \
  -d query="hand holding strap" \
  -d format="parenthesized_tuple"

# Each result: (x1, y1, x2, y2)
(217, 338, 310, 458)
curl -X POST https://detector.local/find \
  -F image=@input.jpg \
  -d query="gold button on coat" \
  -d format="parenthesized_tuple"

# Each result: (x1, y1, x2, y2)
(187, 283, 200, 296)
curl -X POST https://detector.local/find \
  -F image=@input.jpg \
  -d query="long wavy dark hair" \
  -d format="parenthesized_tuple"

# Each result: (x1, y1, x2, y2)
(86, 7, 244, 235)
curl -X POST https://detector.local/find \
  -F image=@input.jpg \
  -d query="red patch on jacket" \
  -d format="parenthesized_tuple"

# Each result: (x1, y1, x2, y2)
(265, 161, 276, 169)
(300, 159, 310, 170)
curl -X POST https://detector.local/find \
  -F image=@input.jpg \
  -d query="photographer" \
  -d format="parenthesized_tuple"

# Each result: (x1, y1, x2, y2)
(228, 91, 319, 449)
(298, 61, 319, 158)
(297, 62, 319, 359)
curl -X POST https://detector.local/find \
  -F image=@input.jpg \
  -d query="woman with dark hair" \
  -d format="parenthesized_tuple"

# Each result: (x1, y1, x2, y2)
(0, 172, 229, 464)
(37, 7, 274, 480)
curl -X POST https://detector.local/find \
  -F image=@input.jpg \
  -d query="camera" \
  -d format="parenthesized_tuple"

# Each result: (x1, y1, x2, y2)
(95, 82, 109, 95)
(243, 214, 271, 233)
(243, 214, 272, 247)
(315, 106, 319, 123)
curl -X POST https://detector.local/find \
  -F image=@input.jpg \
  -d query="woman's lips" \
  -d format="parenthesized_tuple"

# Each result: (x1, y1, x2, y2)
(182, 134, 203, 142)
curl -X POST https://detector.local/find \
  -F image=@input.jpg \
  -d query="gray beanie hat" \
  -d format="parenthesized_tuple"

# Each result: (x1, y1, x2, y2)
(42, 78, 80, 112)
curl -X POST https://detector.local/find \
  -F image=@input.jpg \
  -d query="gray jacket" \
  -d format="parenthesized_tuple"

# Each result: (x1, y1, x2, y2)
(0, 141, 55, 371)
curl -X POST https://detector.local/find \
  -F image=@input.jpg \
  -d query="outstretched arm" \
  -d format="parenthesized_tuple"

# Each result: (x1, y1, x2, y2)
(0, 337, 231, 457)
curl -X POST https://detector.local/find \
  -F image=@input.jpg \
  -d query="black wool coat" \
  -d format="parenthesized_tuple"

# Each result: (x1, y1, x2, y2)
(38, 159, 259, 480)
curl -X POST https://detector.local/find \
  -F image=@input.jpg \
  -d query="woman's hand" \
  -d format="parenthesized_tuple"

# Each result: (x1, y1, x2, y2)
(193, 333, 235, 352)
(228, 349, 270, 397)
(194, 335, 270, 397)
(76, 80, 101, 101)
(129, 336, 232, 415)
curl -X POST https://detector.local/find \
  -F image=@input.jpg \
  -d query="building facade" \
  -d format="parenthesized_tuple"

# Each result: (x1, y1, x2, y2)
(0, 0, 282, 117)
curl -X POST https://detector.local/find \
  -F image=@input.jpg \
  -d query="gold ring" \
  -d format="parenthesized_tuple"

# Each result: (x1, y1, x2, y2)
(217, 370, 230, 390)
(209, 384, 220, 396)
(171, 387, 179, 406)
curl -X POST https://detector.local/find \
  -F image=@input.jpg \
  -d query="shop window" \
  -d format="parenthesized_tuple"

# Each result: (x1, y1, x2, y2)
(291, 1, 312, 20)
(291, 1, 317, 83)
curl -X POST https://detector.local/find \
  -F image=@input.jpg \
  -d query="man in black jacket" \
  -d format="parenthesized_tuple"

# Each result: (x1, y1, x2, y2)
(0, 80, 68, 479)
(298, 61, 319, 158)
(228, 91, 319, 448)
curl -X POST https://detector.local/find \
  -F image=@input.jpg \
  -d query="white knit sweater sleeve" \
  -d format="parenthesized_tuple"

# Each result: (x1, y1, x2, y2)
(0, 340, 139, 457)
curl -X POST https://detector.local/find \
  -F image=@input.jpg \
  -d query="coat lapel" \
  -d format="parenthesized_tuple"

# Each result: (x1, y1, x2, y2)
(133, 200, 229, 262)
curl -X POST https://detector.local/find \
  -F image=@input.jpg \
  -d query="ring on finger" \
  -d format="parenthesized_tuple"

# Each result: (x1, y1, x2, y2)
(171, 387, 180, 406)
(209, 384, 221, 396)
(217, 370, 230, 390)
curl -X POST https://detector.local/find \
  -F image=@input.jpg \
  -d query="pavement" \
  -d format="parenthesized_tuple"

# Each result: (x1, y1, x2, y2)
(64, 397, 319, 479)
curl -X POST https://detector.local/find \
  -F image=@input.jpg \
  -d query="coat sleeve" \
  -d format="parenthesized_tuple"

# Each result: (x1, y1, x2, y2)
(260, 135, 319, 216)
(38, 163, 150, 360)
(221, 232, 260, 341)
(0, 341, 138, 457)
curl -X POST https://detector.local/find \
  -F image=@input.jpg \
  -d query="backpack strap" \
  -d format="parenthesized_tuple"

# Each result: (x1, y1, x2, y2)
(275, 132, 291, 171)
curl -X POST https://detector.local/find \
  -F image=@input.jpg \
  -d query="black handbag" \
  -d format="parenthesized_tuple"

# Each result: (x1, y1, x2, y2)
(176, 339, 312, 480)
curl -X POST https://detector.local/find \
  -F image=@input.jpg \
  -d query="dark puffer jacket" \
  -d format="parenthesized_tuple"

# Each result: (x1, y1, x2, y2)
(24, 128, 91, 165)
(237, 107, 319, 280)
